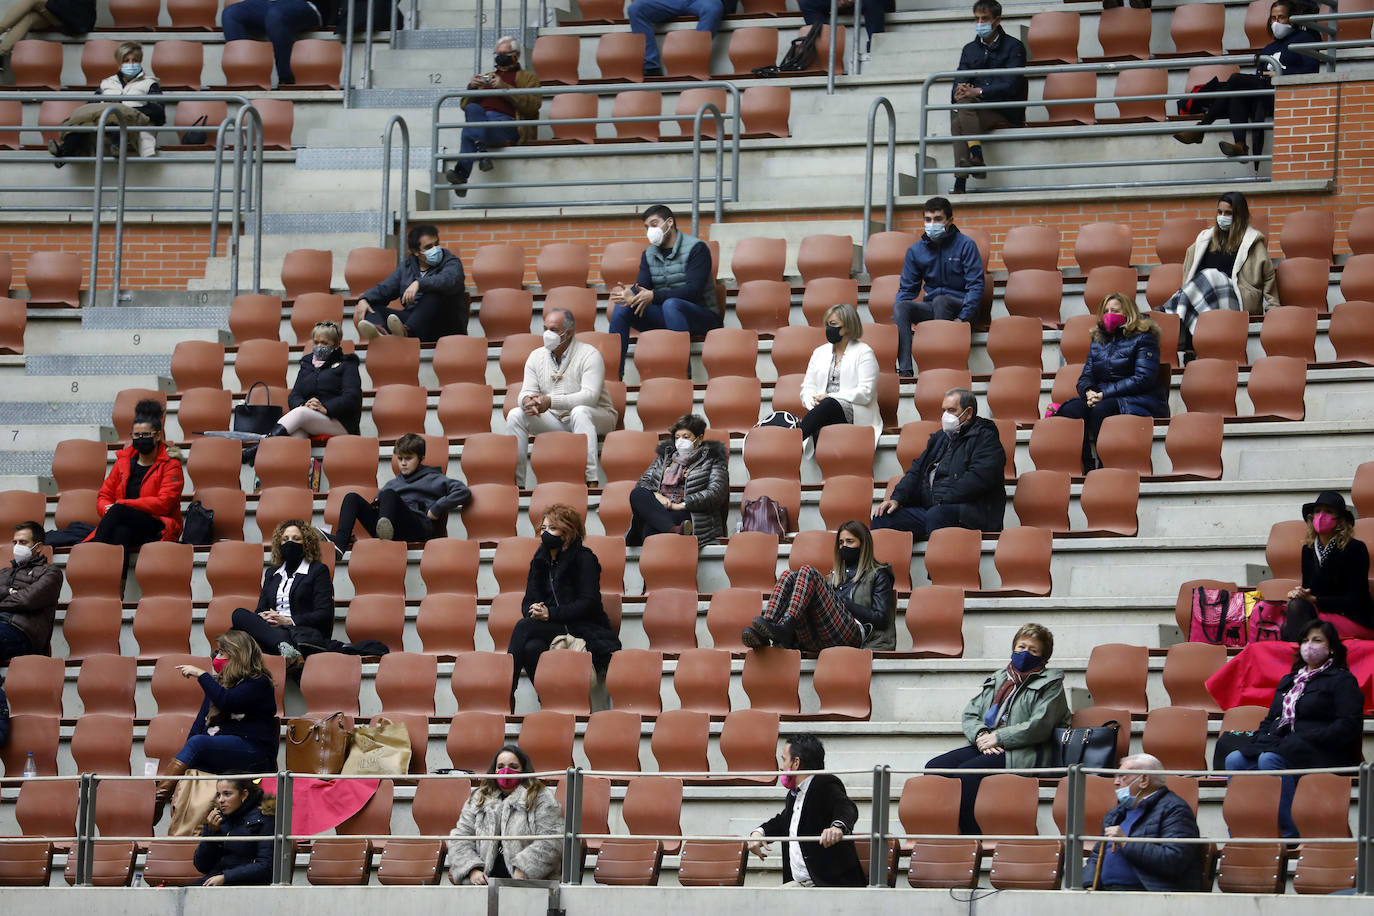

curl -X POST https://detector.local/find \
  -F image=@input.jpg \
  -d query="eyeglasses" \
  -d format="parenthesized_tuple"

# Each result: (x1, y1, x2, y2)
(131, 433, 156, 441)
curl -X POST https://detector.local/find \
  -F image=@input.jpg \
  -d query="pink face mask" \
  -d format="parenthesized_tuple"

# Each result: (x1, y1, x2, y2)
(212, 656, 228, 674)
(495, 766, 521, 791)
(1313, 512, 1338, 536)
(1101, 312, 1127, 333)
(779, 769, 798, 791)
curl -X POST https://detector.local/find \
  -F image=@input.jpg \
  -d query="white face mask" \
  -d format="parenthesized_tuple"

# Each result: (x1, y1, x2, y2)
(543, 329, 565, 352)
(646, 225, 666, 247)
(925, 221, 946, 240)
(10, 544, 31, 564)
(674, 437, 696, 453)
(1216, 214, 1234, 231)
(941, 410, 964, 435)
(1271, 21, 1294, 38)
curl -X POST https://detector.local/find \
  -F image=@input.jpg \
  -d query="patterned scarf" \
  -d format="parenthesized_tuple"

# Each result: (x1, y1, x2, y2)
(659, 445, 702, 502)
(1279, 658, 1331, 727)
(985, 661, 1045, 729)
(1315, 536, 1339, 567)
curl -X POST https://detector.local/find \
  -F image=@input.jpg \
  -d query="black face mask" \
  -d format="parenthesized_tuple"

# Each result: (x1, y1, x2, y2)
(825, 325, 844, 345)
(541, 530, 563, 551)
(495, 52, 517, 69)
(132, 436, 157, 456)
(838, 545, 860, 566)
(279, 540, 305, 568)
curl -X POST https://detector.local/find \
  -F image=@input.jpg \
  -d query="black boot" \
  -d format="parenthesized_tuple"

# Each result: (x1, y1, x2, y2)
(241, 424, 289, 465)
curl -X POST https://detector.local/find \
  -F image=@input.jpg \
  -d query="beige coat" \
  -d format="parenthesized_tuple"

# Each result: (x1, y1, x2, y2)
(1180, 225, 1280, 314)
(447, 784, 563, 883)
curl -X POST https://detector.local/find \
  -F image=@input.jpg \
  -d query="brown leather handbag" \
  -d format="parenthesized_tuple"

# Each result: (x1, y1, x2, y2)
(286, 712, 351, 774)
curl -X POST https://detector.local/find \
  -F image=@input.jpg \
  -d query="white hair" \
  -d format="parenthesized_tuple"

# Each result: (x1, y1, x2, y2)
(1121, 753, 1165, 788)
(496, 36, 520, 53)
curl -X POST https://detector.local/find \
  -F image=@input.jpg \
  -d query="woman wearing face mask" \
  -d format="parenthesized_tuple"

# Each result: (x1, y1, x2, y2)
(742, 520, 895, 652)
(1280, 492, 1374, 640)
(507, 504, 620, 691)
(229, 520, 334, 668)
(1166, 191, 1279, 351)
(1174, 0, 1320, 163)
(626, 413, 728, 549)
(244, 321, 361, 464)
(799, 303, 881, 454)
(193, 778, 275, 886)
(1225, 619, 1363, 838)
(87, 399, 185, 570)
(153, 630, 278, 822)
(1052, 293, 1168, 473)
(48, 40, 163, 166)
(447, 744, 563, 885)
(926, 623, 1070, 834)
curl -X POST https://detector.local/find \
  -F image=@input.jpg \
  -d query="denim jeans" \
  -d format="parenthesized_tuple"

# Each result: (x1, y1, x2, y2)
(608, 297, 722, 379)
(627, 0, 725, 70)
(454, 103, 519, 182)
(1225, 749, 1298, 838)
(221, 0, 323, 84)
(176, 733, 277, 773)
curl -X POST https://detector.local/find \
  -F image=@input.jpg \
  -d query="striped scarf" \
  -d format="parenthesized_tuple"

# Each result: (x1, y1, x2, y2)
(1279, 659, 1331, 727)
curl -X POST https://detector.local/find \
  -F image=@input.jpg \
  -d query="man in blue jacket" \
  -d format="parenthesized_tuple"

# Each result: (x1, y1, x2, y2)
(356, 223, 470, 342)
(892, 197, 985, 379)
(950, 0, 1026, 194)
(1084, 754, 1203, 892)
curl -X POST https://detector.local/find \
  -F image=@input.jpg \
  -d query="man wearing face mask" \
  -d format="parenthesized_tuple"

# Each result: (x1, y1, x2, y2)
(607, 204, 721, 379)
(504, 307, 618, 488)
(444, 36, 541, 194)
(356, 223, 470, 342)
(892, 196, 985, 379)
(1084, 754, 1203, 891)
(0, 522, 62, 665)
(949, 0, 1026, 194)
(747, 734, 865, 887)
(872, 387, 1005, 540)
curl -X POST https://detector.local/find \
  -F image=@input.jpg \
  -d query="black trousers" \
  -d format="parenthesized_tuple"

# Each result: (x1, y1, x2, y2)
(925, 744, 1007, 834)
(231, 607, 290, 654)
(507, 617, 569, 685)
(1050, 396, 1122, 473)
(799, 397, 851, 446)
(336, 490, 433, 542)
(91, 503, 166, 570)
(626, 486, 691, 546)
(1196, 72, 1271, 152)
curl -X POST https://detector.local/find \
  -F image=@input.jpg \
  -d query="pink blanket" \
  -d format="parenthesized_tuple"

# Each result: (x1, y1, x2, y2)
(261, 776, 380, 836)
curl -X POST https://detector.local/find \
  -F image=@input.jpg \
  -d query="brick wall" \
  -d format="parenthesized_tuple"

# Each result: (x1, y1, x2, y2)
(4, 73, 1371, 292)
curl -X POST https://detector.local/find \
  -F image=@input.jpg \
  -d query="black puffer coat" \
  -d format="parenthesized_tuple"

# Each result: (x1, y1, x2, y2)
(288, 349, 362, 434)
(521, 538, 621, 668)
(632, 439, 729, 548)
(890, 416, 1006, 532)
(1083, 789, 1203, 892)
(193, 797, 274, 886)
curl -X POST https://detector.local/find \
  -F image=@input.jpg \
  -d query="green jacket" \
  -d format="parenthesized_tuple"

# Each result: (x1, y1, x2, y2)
(960, 667, 1070, 771)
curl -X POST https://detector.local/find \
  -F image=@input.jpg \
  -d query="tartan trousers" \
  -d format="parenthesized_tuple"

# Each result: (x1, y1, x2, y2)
(762, 565, 863, 651)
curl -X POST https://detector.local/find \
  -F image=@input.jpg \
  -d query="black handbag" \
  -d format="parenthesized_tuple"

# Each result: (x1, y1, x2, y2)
(180, 500, 214, 545)
(232, 381, 284, 435)
(180, 114, 208, 146)
(1053, 721, 1120, 769)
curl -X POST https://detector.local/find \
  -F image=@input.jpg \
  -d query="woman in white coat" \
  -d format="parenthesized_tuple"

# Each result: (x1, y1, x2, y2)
(448, 744, 564, 885)
(799, 302, 882, 452)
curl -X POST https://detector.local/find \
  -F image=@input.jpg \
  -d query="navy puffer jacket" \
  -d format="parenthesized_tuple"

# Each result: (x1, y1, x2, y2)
(1076, 328, 1168, 418)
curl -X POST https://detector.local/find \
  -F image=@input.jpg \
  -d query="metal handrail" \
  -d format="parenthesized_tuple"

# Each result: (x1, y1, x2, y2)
(342, 0, 384, 100)
(381, 114, 411, 258)
(89, 104, 131, 308)
(430, 81, 741, 212)
(689, 102, 725, 236)
(861, 95, 896, 255)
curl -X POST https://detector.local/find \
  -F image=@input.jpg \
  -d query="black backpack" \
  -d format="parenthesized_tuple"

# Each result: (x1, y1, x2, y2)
(752, 27, 822, 77)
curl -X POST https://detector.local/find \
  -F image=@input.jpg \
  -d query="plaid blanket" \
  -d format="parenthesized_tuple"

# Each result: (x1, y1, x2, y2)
(1167, 267, 1243, 350)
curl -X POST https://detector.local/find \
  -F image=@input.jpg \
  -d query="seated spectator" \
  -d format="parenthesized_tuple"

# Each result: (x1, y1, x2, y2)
(627, 413, 728, 548)
(329, 432, 471, 553)
(0, 0, 93, 60)
(154, 630, 278, 821)
(797, 0, 884, 57)
(1053, 293, 1168, 473)
(88, 399, 185, 571)
(49, 41, 163, 166)
(926, 623, 1069, 834)
(892, 196, 985, 379)
(746, 733, 865, 887)
(244, 321, 361, 463)
(743, 520, 895, 651)
(1281, 491, 1374, 640)
(1225, 619, 1363, 838)
(1165, 192, 1278, 350)
(230, 520, 332, 667)
(447, 744, 563, 884)
(628, 0, 737, 77)
(443, 37, 541, 195)
(949, 0, 1026, 194)
(505, 308, 618, 488)
(871, 387, 1005, 539)
(607, 205, 721, 379)
(193, 778, 274, 886)
(0, 521, 62, 664)
(1083, 754, 1203, 892)
(356, 224, 470, 342)
(221, 0, 321, 86)
(1174, 0, 1320, 162)
(507, 504, 620, 690)
(800, 303, 880, 452)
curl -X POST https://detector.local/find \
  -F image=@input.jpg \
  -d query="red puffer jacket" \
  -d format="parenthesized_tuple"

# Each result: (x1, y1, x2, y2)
(87, 443, 185, 542)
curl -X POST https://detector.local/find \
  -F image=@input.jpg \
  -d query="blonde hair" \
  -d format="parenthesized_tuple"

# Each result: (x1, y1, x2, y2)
(1303, 514, 1353, 550)
(823, 303, 864, 342)
(115, 41, 144, 64)
(1091, 292, 1160, 344)
(312, 321, 342, 346)
(270, 519, 321, 566)
(214, 629, 274, 689)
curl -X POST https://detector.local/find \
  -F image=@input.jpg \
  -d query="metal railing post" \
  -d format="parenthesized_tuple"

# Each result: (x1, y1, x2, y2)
(826, 0, 837, 95)
(690, 103, 725, 236)
(363, 0, 377, 91)
(474, 0, 485, 83)
(869, 765, 889, 887)
(381, 115, 411, 257)
(1359, 761, 1372, 894)
(343, 0, 356, 101)
(519, 0, 528, 60)
(89, 107, 126, 308)
(274, 771, 294, 885)
(74, 775, 95, 886)
(560, 767, 582, 884)
(851, 0, 862, 76)
(1063, 764, 1085, 889)
(861, 95, 896, 256)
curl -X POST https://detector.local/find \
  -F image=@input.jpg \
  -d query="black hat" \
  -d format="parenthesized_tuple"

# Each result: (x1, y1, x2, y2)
(1301, 490, 1355, 525)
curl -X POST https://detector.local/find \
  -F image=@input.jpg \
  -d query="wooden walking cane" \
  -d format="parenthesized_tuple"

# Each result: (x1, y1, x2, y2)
(1090, 837, 1107, 890)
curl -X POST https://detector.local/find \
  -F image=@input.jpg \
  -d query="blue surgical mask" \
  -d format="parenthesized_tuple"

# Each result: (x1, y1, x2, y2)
(1115, 785, 1134, 804)
(120, 63, 142, 79)
(925, 221, 946, 240)
(424, 245, 443, 266)
(974, 21, 995, 39)
(1010, 649, 1041, 672)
